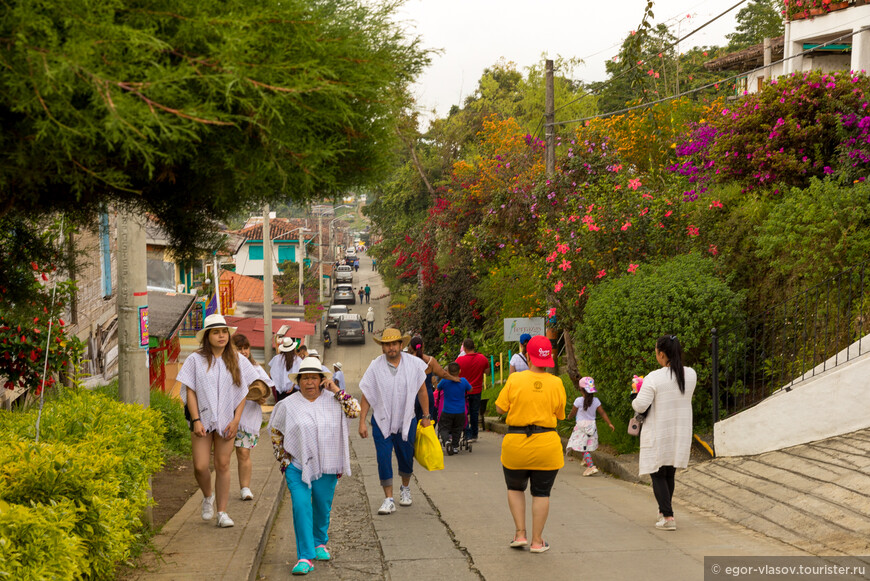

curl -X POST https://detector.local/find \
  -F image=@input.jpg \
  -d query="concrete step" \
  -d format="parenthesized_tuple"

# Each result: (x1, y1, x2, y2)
(678, 428, 870, 555)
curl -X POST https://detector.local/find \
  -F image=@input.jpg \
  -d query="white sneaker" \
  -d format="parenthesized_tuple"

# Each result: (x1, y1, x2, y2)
(217, 512, 235, 528)
(201, 494, 215, 521)
(377, 498, 396, 515)
(240, 487, 254, 501)
(399, 486, 412, 507)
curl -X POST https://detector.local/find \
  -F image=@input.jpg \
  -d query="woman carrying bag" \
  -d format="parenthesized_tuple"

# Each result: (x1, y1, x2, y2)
(632, 335, 696, 531)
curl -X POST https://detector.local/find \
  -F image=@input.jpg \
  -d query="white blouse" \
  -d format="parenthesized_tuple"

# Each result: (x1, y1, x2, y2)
(178, 352, 259, 437)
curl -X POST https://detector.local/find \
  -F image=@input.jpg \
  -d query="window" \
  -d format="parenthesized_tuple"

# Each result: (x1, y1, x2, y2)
(249, 244, 263, 260)
(278, 244, 296, 264)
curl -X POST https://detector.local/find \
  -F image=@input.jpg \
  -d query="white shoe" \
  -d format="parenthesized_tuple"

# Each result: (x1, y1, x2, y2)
(217, 511, 235, 528)
(201, 494, 215, 520)
(377, 498, 396, 515)
(240, 487, 254, 501)
(399, 486, 412, 507)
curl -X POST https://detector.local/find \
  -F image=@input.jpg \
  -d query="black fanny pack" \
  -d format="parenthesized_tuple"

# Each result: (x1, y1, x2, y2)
(507, 425, 557, 438)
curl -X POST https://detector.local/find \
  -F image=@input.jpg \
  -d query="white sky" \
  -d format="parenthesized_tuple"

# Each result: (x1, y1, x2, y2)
(397, 0, 741, 122)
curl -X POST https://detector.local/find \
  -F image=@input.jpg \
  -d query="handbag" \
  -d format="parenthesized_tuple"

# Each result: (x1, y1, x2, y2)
(413, 421, 444, 471)
(627, 412, 646, 437)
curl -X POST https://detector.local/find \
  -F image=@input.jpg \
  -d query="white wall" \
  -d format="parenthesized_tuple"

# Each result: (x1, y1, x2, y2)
(784, 5, 870, 75)
(714, 338, 870, 457)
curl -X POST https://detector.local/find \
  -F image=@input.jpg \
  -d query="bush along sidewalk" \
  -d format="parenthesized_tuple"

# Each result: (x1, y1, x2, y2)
(0, 389, 165, 580)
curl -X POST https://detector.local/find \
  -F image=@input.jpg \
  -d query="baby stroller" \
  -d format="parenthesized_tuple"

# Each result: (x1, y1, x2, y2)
(434, 389, 472, 454)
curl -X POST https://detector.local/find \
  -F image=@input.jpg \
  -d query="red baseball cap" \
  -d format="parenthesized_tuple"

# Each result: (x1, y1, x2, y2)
(526, 335, 555, 367)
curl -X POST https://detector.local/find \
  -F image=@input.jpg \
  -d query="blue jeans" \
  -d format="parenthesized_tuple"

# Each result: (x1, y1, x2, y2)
(371, 417, 416, 487)
(465, 393, 482, 440)
(284, 465, 338, 561)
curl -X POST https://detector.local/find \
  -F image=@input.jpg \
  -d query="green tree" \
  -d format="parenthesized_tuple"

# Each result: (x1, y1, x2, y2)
(726, 0, 785, 51)
(0, 0, 429, 296)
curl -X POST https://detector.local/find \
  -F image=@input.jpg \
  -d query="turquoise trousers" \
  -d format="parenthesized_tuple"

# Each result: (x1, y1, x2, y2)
(284, 464, 338, 561)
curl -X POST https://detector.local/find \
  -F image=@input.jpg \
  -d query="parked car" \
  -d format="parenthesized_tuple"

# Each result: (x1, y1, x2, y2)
(335, 264, 353, 283)
(333, 284, 356, 305)
(345, 247, 357, 259)
(336, 316, 365, 345)
(327, 305, 350, 327)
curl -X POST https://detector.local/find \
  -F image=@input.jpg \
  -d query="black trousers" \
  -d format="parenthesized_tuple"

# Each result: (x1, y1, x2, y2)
(650, 465, 677, 517)
(439, 413, 465, 448)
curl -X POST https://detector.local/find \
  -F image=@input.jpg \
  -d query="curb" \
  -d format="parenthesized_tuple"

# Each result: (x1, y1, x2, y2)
(244, 460, 286, 581)
(483, 417, 650, 485)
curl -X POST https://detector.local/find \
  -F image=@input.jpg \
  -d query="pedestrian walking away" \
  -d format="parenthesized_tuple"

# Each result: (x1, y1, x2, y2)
(358, 287, 365, 303)
(436, 361, 472, 455)
(269, 357, 361, 575)
(366, 307, 375, 333)
(231, 333, 274, 501)
(408, 335, 461, 423)
(358, 328, 431, 515)
(456, 338, 489, 442)
(509, 333, 532, 374)
(566, 377, 614, 476)
(372, 258, 377, 271)
(269, 337, 301, 402)
(332, 362, 346, 391)
(364, 284, 371, 303)
(495, 335, 566, 553)
(177, 314, 261, 528)
(632, 335, 696, 531)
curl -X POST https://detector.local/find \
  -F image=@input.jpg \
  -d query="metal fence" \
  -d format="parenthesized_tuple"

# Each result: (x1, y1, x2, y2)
(711, 262, 869, 424)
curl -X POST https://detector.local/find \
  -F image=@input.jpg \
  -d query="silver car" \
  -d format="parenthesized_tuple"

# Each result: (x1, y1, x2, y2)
(335, 265, 353, 283)
(327, 305, 350, 327)
(333, 284, 356, 305)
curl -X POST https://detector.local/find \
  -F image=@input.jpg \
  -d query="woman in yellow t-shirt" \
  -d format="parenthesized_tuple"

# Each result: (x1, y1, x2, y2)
(495, 335, 566, 554)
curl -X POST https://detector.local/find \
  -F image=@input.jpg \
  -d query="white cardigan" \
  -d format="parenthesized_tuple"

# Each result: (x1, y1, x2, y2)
(632, 365, 697, 475)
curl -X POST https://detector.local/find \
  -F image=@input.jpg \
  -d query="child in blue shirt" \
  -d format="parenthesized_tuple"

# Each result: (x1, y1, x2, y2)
(437, 362, 472, 455)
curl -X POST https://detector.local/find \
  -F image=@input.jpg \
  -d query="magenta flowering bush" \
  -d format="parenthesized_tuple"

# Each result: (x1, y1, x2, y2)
(670, 70, 870, 194)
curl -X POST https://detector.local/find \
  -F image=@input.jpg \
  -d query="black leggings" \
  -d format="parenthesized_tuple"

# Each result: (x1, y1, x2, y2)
(650, 465, 677, 517)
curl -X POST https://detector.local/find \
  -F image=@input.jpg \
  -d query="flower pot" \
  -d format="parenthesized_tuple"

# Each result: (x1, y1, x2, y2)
(828, 1, 850, 10)
(809, 8, 825, 15)
(546, 328, 559, 340)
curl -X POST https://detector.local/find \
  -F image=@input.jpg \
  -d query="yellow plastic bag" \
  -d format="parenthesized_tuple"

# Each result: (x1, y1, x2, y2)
(413, 420, 444, 471)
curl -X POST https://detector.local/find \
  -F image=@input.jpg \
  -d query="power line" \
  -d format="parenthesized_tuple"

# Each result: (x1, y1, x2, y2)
(549, 27, 869, 128)
(552, 0, 748, 116)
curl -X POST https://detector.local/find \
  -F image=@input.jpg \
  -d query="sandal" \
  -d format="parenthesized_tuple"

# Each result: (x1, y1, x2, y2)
(292, 559, 314, 575)
(509, 530, 528, 548)
(530, 541, 550, 553)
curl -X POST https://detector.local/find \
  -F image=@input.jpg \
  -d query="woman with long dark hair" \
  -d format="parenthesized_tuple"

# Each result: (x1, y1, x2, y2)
(177, 314, 260, 528)
(408, 335, 459, 423)
(632, 335, 696, 531)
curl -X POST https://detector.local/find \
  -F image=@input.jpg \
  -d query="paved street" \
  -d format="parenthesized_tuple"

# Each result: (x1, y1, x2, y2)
(258, 251, 807, 580)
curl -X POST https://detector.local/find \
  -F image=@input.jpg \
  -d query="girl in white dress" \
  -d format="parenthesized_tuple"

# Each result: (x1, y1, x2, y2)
(177, 314, 259, 528)
(232, 333, 274, 501)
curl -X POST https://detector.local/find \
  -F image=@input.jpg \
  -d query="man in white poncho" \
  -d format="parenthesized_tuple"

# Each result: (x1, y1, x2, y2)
(358, 328, 431, 515)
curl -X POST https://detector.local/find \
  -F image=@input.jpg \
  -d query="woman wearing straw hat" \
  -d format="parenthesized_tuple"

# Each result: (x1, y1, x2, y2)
(269, 336, 301, 402)
(231, 333, 274, 501)
(268, 357, 360, 576)
(177, 314, 261, 528)
(358, 328, 431, 515)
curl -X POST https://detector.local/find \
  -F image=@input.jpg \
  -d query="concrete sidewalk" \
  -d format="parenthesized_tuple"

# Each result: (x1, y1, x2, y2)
(129, 420, 284, 581)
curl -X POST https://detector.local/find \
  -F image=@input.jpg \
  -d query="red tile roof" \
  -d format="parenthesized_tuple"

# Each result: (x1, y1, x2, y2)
(224, 316, 316, 348)
(236, 218, 307, 242)
(220, 270, 280, 304)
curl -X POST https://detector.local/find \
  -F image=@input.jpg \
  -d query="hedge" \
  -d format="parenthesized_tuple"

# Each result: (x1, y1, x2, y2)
(0, 390, 165, 580)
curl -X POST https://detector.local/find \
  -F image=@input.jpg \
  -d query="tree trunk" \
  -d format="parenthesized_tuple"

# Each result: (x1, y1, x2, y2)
(561, 329, 580, 386)
(396, 129, 435, 197)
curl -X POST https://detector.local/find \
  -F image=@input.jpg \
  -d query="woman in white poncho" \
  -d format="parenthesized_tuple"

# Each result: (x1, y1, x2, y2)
(268, 357, 360, 576)
(177, 314, 259, 529)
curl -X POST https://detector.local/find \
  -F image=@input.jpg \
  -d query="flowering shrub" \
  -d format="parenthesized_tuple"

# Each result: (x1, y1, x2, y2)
(670, 71, 870, 193)
(783, 0, 850, 20)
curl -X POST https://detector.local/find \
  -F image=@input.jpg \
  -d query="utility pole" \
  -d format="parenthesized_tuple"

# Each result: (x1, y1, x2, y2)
(318, 211, 324, 302)
(116, 207, 151, 525)
(263, 206, 273, 365)
(545, 59, 555, 178)
(298, 234, 304, 306)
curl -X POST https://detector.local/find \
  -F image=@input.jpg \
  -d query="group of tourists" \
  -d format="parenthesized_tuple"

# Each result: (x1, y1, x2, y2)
(178, 312, 695, 574)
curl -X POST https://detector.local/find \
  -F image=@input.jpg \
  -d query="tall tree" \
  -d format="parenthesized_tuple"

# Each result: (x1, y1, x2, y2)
(0, 0, 429, 296)
(726, 0, 785, 50)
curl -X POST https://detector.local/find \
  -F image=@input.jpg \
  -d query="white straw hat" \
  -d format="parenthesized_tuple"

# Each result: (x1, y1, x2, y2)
(288, 357, 333, 383)
(195, 314, 236, 343)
